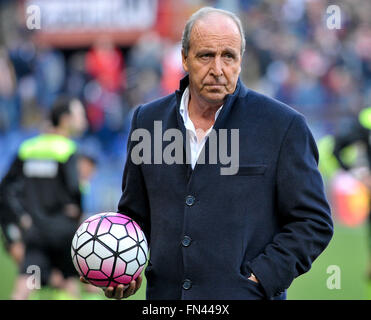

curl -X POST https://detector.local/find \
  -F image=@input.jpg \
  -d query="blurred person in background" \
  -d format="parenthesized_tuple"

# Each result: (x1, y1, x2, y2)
(85, 36, 125, 93)
(0, 96, 87, 299)
(48, 152, 100, 300)
(84, 37, 130, 158)
(333, 105, 371, 280)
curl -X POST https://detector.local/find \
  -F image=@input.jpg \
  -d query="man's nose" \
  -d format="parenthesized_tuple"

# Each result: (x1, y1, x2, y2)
(210, 57, 223, 77)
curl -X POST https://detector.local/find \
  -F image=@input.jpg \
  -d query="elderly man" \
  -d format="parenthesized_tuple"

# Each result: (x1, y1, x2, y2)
(103, 7, 333, 300)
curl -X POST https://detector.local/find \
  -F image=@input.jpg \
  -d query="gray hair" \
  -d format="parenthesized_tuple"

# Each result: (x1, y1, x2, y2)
(181, 7, 246, 57)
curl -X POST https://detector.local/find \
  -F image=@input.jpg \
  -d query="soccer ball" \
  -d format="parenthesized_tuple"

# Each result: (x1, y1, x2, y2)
(71, 212, 148, 288)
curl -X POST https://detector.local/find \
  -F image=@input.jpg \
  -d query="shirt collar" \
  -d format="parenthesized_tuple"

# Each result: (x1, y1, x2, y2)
(179, 86, 223, 131)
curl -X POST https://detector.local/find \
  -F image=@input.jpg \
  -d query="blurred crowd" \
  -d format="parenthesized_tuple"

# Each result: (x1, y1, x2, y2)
(238, 0, 371, 138)
(0, 0, 370, 212)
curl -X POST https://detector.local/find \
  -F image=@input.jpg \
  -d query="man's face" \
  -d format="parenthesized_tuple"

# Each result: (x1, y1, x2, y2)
(182, 14, 243, 106)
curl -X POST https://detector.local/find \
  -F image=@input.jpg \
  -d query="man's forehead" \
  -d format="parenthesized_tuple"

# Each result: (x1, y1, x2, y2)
(190, 14, 241, 47)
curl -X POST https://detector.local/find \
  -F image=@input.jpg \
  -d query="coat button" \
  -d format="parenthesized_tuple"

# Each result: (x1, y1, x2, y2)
(182, 279, 192, 290)
(182, 236, 192, 247)
(185, 195, 195, 206)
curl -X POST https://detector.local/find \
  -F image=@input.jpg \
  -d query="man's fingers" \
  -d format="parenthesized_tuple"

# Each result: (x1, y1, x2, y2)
(104, 286, 115, 299)
(114, 285, 126, 299)
(79, 276, 89, 284)
(123, 281, 136, 299)
(134, 275, 143, 294)
(103, 278, 141, 300)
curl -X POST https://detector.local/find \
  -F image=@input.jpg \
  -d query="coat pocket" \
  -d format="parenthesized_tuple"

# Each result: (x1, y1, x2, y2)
(236, 165, 267, 176)
(236, 271, 267, 299)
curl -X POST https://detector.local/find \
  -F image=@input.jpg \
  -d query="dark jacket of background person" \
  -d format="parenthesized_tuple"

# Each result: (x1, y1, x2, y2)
(0, 133, 82, 247)
(118, 76, 333, 300)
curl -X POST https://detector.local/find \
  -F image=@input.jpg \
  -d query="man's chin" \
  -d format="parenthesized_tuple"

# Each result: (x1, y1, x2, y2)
(202, 94, 226, 105)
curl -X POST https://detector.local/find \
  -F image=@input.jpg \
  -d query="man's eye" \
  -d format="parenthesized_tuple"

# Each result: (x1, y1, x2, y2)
(200, 54, 212, 59)
(223, 53, 234, 60)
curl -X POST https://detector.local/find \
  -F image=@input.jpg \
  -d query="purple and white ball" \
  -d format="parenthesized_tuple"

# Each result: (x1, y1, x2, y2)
(71, 212, 148, 288)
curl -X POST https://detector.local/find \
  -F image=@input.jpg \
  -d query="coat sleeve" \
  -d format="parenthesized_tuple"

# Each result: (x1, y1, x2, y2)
(247, 114, 334, 298)
(117, 106, 151, 242)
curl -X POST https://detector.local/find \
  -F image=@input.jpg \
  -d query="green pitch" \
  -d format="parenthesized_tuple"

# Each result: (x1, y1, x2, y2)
(0, 223, 370, 300)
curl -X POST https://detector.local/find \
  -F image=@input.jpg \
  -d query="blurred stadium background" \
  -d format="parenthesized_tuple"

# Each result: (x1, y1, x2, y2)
(0, 0, 371, 299)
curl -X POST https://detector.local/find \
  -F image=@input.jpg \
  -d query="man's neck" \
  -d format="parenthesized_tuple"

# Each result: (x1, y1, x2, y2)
(187, 89, 223, 130)
(189, 99, 220, 132)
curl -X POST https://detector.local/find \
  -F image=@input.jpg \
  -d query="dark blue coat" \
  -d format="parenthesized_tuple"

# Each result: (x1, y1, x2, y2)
(118, 76, 333, 300)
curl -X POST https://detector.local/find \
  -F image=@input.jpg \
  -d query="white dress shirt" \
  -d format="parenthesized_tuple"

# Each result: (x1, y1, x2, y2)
(179, 87, 223, 169)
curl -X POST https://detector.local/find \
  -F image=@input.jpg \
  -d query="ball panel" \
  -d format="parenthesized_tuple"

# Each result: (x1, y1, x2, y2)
(87, 270, 106, 280)
(125, 222, 138, 241)
(133, 265, 144, 280)
(72, 233, 78, 250)
(76, 232, 93, 249)
(107, 216, 129, 225)
(139, 241, 148, 259)
(113, 258, 127, 278)
(125, 260, 139, 276)
(98, 234, 118, 252)
(97, 218, 111, 236)
(136, 228, 144, 242)
(119, 247, 138, 263)
(78, 239, 94, 258)
(86, 253, 102, 270)
(137, 246, 147, 265)
(77, 255, 89, 276)
(113, 274, 132, 285)
(110, 224, 128, 239)
(76, 222, 89, 237)
(87, 218, 100, 235)
(94, 241, 114, 259)
(118, 237, 136, 253)
(101, 257, 115, 277)
(72, 255, 82, 277)
(88, 280, 110, 287)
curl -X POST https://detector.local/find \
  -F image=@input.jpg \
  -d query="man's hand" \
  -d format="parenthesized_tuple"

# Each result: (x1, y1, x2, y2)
(248, 273, 259, 283)
(9, 241, 25, 265)
(19, 214, 32, 230)
(79, 275, 143, 299)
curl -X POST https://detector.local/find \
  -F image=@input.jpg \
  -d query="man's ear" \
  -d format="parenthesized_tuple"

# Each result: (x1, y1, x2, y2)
(181, 50, 189, 73)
